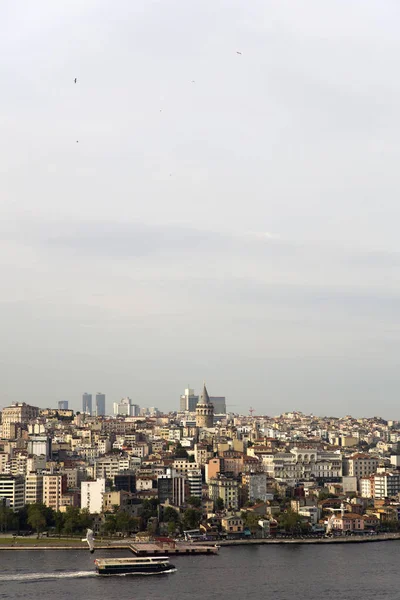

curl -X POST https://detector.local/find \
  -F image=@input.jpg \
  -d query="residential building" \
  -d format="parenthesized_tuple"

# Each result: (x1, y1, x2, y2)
(43, 474, 66, 511)
(1, 403, 40, 439)
(209, 475, 239, 510)
(221, 515, 243, 533)
(0, 475, 25, 511)
(342, 454, 379, 479)
(187, 468, 202, 498)
(81, 478, 106, 514)
(25, 474, 44, 505)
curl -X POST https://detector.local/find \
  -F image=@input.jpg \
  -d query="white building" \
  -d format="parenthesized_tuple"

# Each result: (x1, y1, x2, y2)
(81, 478, 106, 514)
(113, 398, 139, 417)
(0, 475, 25, 511)
(187, 468, 202, 498)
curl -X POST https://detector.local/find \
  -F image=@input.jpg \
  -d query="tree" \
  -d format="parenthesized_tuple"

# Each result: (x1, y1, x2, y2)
(215, 497, 224, 511)
(102, 514, 117, 535)
(183, 508, 201, 530)
(27, 505, 46, 538)
(167, 521, 177, 536)
(174, 443, 188, 459)
(278, 509, 306, 534)
(187, 496, 201, 508)
(115, 510, 133, 535)
(54, 511, 64, 537)
(63, 507, 82, 535)
(163, 507, 179, 523)
(0, 505, 16, 533)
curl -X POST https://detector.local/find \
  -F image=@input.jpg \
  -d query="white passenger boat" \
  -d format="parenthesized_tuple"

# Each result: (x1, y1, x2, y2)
(94, 556, 176, 576)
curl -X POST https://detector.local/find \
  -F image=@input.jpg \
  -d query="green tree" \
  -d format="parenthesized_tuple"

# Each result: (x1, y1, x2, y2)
(167, 521, 178, 536)
(115, 510, 132, 535)
(0, 505, 16, 533)
(215, 497, 224, 511)
(183, 508, 201, 530)
(63, 506, 82, 535)
(54, 511, 64, 537)
(174, 443, 188, 459)
(27, 505, 46, 538)
(102, 514, 117, 535)
(187, 496, 201, 508)
(163, 506, 179, 523)
(278, 509, 306, 534)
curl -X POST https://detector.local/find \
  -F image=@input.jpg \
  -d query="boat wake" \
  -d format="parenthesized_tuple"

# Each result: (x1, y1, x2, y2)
(101, 568, 178, 577)
(0, 571, 96, 582)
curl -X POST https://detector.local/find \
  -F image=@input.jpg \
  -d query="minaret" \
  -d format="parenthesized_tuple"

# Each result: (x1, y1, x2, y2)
(196, 383, 214, 428)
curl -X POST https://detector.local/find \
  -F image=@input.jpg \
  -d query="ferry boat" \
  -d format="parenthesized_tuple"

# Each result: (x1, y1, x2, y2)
(94, 556, 176, 576)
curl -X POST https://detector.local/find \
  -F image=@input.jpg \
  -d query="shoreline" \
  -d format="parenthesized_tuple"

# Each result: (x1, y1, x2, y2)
(1, 532, 400, 550)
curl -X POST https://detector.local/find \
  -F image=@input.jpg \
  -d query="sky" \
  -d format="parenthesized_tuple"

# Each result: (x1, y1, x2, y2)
(1, 0, 400, 417)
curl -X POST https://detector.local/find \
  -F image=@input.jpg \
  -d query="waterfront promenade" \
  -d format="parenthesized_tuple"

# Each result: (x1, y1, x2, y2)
(1, 532, 400, 550)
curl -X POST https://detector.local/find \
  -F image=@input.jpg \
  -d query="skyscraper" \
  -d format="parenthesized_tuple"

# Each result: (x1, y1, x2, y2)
(82, 393, 92, 415)
(210, 396, 226, 414)
(179, 387, 199, 412)
(58, 401, 68, 410)
(95, 393, 106, 416)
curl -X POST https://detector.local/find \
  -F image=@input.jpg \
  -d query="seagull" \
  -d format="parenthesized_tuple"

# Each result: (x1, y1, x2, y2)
(74, 78, 77, 83)
(82, 528, 95, 553)
(236, 51, 242, 55)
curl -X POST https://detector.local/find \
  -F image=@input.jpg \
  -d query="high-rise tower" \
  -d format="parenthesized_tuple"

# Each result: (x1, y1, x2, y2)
(95, 393, 106, 416)
(195, 383, 214, 428)
(82, 393, 92, 415)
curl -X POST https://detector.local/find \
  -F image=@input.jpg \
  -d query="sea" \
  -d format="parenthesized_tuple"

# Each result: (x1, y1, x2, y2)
(0, 543, 398, 600)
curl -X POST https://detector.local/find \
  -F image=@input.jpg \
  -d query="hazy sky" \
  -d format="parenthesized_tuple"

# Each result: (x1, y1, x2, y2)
(1, 0, 400, 417)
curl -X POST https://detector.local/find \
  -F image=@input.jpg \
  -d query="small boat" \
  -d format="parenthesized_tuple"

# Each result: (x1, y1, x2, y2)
(94, 556, 176, 576)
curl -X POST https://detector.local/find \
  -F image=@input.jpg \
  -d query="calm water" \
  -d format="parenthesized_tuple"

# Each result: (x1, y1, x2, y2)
(0, 544, 399, 600)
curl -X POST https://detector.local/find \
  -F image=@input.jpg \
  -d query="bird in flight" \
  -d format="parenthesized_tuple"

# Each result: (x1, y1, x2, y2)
(236, 51, 242, 55)
(82, 529, 95, 553)
(74, 78, 77, 83)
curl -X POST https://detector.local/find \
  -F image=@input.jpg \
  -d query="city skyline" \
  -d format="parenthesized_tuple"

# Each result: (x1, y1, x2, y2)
(2, 1, 400, 418)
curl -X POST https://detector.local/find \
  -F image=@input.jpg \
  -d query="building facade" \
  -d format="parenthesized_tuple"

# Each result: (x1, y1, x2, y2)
(81, 478, 106, 513)
(0, 475, 25, 511)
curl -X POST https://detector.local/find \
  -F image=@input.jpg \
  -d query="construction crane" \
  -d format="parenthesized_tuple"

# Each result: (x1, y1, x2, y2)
(249, 407, 255, 416)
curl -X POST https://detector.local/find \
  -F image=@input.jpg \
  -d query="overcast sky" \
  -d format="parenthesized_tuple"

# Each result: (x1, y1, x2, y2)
(1, 0, 400, 417)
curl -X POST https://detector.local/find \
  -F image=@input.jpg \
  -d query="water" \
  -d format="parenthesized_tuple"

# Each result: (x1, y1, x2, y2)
(0, 543, 398, 600)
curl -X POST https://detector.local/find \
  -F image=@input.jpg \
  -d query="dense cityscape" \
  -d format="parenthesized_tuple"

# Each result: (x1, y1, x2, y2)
(1, 384, 400, 541)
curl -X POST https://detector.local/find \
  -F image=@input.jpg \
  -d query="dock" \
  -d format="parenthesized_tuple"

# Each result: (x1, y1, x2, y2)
(129, 541, 219, 556)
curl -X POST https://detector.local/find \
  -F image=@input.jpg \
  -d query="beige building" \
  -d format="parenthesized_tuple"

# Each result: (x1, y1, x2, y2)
(221, 515, 243, 533)
(25, 474, 44, 504)
(343, 454, 378, 479)
(1, 403, 40, 439)
(43, 474, 66, 510)
(209, 476, 239, 510)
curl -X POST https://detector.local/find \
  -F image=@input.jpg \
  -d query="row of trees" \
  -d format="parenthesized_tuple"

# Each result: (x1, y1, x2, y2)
(0, 496, 206, 538)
